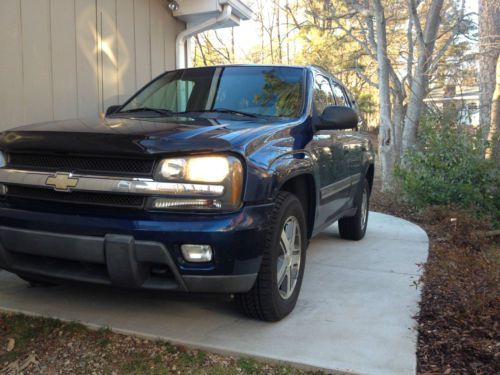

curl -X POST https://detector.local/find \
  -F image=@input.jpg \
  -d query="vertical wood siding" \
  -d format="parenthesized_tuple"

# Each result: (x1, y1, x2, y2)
(0, 0, 184, 131)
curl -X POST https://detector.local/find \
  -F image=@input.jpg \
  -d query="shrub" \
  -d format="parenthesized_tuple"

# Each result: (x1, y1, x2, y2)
(396, 113, 500, 218)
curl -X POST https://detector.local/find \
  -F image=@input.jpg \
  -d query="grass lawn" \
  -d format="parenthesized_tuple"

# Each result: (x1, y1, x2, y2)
(0, 313, 322, 374)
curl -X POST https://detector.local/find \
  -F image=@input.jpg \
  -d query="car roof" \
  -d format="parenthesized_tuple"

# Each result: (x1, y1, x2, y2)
(178, 63, 326, 73)
(177, 64, 342, 84)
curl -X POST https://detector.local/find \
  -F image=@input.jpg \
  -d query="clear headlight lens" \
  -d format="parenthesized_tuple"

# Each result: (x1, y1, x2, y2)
(159, 156, 229, 183)
(151, 155, 243, 211)
(187, 156, 229, 183)
(159, 158, 186, 180)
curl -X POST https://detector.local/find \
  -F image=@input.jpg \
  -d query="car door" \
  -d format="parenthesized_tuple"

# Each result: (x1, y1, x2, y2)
(306, 74, 351, 227)
(331, 81, 365, 199)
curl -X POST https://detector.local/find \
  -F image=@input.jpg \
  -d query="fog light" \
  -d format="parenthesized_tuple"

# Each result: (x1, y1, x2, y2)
(181, 244, 213, 263)
(150, 198, 222, 210)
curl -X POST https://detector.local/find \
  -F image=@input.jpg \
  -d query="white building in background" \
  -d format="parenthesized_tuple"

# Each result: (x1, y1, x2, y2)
(424, 86, 480, 127)
(0, 0, 252, 131)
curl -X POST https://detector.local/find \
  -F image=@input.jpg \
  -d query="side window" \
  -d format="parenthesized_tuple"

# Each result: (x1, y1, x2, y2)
(331, 82, 349, 107)
(345, 90, 357, 110)
(313, 75, 335, 115)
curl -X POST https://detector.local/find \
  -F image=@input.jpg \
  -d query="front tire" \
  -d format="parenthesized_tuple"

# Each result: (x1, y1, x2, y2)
(338, 178, 370, 241)
(236, 191, 307, 321)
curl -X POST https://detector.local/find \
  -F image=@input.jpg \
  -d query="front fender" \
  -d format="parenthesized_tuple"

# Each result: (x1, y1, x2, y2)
(240, 118, 315, 203)
(242, 147, 318, 203)
(267, 151, 318, 199)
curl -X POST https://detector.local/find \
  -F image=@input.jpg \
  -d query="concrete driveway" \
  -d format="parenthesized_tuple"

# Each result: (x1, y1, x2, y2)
(0, 212, 428, 375)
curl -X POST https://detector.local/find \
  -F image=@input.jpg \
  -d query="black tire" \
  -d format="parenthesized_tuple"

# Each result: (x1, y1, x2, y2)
(236, 191, 307, 321)
(338, 178, 370, 241)
(17, 274, 57, 287)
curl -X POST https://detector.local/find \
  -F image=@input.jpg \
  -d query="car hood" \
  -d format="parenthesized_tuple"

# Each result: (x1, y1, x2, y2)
(0, 115, 294, 157)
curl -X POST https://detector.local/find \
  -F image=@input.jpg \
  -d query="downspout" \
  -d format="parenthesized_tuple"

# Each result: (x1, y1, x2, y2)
(175, 4, 232, 69)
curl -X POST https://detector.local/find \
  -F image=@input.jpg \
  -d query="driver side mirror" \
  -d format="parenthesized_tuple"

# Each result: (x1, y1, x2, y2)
(105, 105, 121, 116)
(317, 106, 358, 131)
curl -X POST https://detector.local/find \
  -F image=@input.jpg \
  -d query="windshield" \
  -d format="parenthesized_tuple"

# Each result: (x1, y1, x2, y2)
(119, 66, 305, 118)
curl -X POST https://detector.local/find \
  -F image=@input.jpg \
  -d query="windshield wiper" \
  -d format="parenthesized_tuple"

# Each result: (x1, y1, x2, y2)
(212, 108, 259, 118)
(184, 108, 259, 118)
(119, 107, 174, 116)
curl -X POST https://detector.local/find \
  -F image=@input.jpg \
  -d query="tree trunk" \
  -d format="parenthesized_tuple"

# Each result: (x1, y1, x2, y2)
(276, 2, 283, 64)
(392, 95, 405, 164)
(373, 0, 395, 191)
(402, 0, 445, 155)
(486, 54, 500, 161)
(478, 0, 500, 140)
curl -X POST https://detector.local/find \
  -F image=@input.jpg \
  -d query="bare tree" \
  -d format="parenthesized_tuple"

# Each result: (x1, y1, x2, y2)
(295, 0, 468, 190)
(401, 0, 446, 154)
(486, 54, 500, 161)
(478, 0, 500, 141)
(373, 0, 397, 189)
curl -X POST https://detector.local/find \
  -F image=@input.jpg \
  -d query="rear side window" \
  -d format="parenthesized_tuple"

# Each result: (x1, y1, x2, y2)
(313, 75, 335, 115)
(332, 82, 349, 107)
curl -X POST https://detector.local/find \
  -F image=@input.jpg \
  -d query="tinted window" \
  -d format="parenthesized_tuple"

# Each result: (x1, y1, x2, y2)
(126, 75, 196, 113)
(313, 75, 334, 115)
(214, 67, 304, 117)
(332, 82, 349, 107)
(121, 66, 305, 118)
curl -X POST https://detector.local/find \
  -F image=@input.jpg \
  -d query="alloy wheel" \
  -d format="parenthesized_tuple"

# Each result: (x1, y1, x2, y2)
(277, 216, 302, 300)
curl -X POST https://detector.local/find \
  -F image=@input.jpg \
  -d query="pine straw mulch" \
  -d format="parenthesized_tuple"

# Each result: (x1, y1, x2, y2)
(371, 190, 500, 374)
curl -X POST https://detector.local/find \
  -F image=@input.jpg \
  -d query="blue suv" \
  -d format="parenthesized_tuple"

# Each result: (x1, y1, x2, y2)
(0, 65, 374, 321)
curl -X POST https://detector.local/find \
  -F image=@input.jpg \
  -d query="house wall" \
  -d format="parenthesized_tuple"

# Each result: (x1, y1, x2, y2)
(0, 0, 185, 131)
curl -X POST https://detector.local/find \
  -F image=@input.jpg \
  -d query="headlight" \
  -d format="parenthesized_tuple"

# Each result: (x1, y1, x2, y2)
(0, 152, 6, 168)
(150, 155, 243, 211)
(159, 156, 229, 183)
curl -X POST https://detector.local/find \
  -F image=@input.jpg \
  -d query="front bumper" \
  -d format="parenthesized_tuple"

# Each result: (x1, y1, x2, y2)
(0, 204, 273, 293)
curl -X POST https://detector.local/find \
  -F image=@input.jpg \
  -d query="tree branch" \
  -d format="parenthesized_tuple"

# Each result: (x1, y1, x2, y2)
(408, 0, 425, 50)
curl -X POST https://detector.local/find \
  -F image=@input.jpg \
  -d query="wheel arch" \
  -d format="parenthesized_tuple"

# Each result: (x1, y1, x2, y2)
(278, 173, 317, 239)
(366, 163, 374, 193)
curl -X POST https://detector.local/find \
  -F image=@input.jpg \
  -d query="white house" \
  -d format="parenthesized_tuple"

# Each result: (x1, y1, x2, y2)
(0, 0, 252, 131)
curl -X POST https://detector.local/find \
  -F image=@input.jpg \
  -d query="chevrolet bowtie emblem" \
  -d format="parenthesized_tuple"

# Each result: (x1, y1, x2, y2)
(45, 173, 79, 192)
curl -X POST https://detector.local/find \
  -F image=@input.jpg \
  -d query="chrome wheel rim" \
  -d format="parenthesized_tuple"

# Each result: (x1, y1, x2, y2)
(277, 216, 302, 300)
(360, 187, 368, 231)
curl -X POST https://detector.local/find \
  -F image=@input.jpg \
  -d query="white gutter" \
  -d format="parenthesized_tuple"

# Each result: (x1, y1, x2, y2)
(175, 4, 232, 69)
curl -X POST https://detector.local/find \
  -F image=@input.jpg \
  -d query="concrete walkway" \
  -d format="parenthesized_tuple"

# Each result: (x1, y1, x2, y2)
(0, 212, 428, 375)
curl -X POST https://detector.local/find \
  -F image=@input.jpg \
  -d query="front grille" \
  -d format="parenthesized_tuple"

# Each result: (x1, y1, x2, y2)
(5, 185, 145, 209)
(7, 153, 155, 176)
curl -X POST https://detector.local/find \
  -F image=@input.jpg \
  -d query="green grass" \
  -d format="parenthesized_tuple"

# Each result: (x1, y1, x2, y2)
(0, 314, 62, 363)
(236, 357, 259, 373)
(63, 321, 86, 335)
(178, 350, 207, 367)
(96, 327, 112, 347)
(1, 313, 321, 374)
(121, 352, 170, 375)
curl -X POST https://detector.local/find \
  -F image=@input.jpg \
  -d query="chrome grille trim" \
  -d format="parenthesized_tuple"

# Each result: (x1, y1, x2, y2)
(7, 153, 155, 176)
(0, 169, 225, 197)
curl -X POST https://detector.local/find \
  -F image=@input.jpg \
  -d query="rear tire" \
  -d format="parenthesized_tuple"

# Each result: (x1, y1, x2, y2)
(236, 191, 307, 321)
(338, 178, 370, 241)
